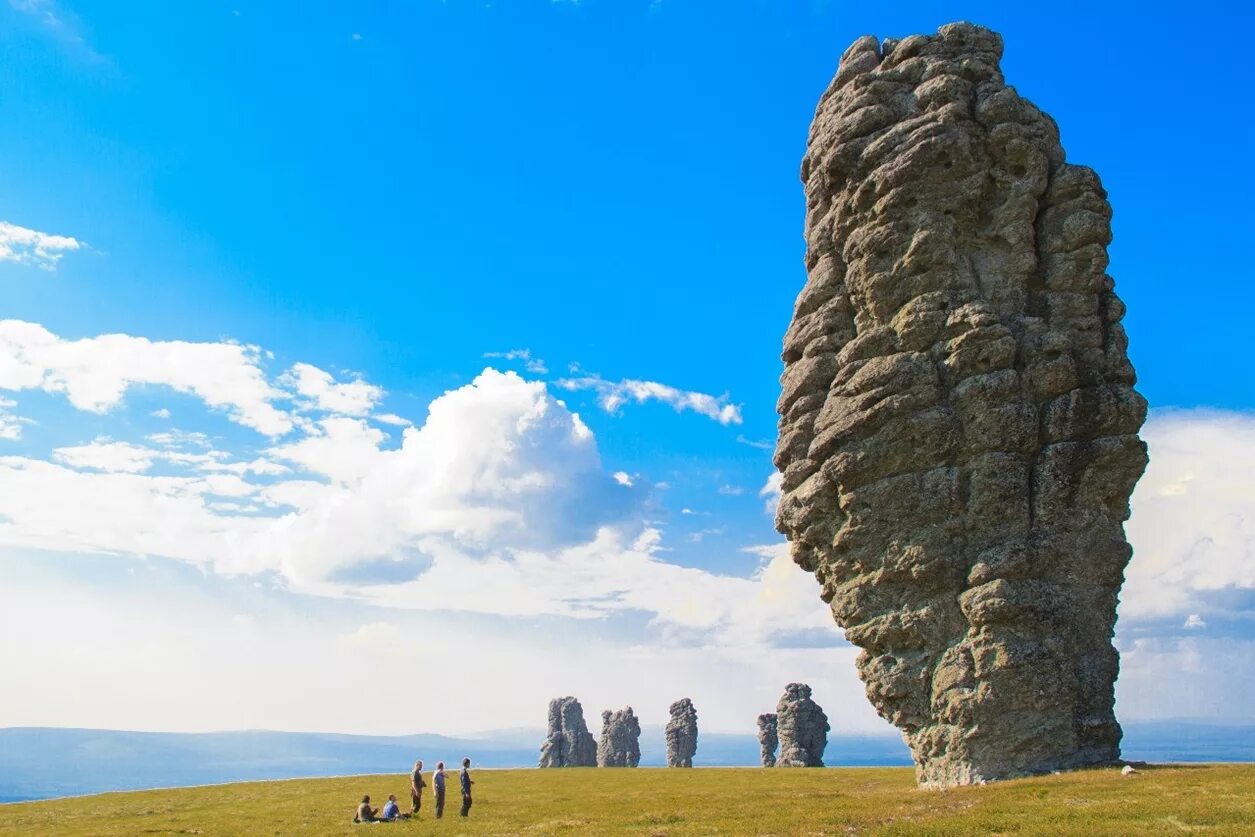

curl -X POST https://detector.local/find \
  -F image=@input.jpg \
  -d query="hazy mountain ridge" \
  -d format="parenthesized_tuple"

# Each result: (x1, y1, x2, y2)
(2, 721, 1250, 802)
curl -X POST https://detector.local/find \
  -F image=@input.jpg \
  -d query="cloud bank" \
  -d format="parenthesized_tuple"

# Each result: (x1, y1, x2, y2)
(0, 321, 828, 649)
(2, 319, 1252, 733)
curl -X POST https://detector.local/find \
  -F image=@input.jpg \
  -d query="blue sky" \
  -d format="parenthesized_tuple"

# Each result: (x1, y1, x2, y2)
(1, 0, 1252, 736)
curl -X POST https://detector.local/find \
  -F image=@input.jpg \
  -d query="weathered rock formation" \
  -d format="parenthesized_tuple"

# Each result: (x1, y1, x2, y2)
(775, 22, 1148, 786)
(538, 696, 597, 768)
(775, 683, 829, 767)
(756, 713, 778, 767)
(597, 706, 641, 767)
(665, 698, 699, 767)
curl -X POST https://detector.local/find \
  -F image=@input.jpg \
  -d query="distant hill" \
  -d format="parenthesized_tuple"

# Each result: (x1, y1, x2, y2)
(1, 720, 1250, 803)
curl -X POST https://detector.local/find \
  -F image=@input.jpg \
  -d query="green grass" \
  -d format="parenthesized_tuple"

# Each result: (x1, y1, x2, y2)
(2, 765, 1253, 836)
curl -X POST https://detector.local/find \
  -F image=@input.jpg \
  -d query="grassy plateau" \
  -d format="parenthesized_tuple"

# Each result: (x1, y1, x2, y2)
(1, 765, 1252, 836)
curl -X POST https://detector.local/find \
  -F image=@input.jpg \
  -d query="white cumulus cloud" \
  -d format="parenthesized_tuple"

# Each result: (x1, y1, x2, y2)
(0, 329, 834, 648)
(1122, 409, 1255, 624)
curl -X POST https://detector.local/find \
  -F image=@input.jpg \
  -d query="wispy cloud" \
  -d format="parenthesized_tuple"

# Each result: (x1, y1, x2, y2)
(6, 1, 99, 59)
(759, 472, 782, 516)
(281, 362, 383, 416)
(557, 372, 742, 426)
(736, 434, 774, 451)
(9, 0, 61, 27)
(483, 348, 548, 375)
(0, 320, 292, 436)
(687, 527, 723, 543)
(0, 221, 83, 271)
(0, 396, 27, 440)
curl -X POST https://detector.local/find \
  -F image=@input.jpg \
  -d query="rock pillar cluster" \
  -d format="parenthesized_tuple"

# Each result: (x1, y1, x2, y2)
(596, 706, 642, 767)
(776, 683, 829, 767)
(775, 22, 1148, 785)
(756, 713, 778, 767)
(538, 696, 597, 768)
(665, 698, 699, 767)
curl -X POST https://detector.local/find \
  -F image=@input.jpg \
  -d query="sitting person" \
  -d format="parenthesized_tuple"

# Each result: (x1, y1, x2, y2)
(354, 794, 379, 823)
(381, 794, 409, 821)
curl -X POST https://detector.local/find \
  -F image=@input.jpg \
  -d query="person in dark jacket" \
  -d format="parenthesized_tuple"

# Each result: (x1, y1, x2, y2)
(409, 760, 425, 815)
(459, 757, 474, 817)
(432, 762, 447, 819)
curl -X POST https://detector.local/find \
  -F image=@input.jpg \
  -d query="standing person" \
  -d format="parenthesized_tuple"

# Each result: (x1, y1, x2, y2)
(409, 759, 425, 816)
(432, 761, 447, 819)
(459, 757, 474, 817)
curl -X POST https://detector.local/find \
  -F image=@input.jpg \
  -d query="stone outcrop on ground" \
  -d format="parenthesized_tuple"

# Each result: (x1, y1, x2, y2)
(775, 683, 829, 767)
(775, 21, 1148, 786)
(597, 706, 642, 767)
(665, 698, 699, 767)
(756, 713, 778, 767)
(538, 696, 597, 768)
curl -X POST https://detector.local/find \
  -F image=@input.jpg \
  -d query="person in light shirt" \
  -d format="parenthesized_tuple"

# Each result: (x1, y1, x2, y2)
(380, 794, 408, 821)
(353, 795, 378, 823)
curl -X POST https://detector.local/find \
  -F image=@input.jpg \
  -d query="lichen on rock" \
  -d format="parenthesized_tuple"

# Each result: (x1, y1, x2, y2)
(538, 696, 597, 768)
(597, 706, 641, 767)
(665, 698, 699, 768)
(776, 21, 1148, 786)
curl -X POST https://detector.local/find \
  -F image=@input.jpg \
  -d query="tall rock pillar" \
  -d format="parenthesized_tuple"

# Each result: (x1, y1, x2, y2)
(775, 22, 1147, 786)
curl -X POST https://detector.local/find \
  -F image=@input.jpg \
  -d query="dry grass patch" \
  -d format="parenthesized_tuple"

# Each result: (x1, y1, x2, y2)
(0, 764, 1252, 835)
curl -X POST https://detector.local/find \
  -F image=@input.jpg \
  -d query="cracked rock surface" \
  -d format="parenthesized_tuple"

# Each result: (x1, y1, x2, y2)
(665, 698, 699, 767)
(757, 713, 778, 767)
(597, 706, 641, 767)
(538, 696, 597, 768)
(776, 683, 829, 767)
(776, 21, 1147, 786)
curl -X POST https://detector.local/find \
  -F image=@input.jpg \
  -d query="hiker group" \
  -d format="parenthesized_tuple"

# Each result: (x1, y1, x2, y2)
(353, 757, 474, 824)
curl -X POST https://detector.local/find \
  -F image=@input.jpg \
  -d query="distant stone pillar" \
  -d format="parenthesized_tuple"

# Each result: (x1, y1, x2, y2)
(665, 698, 698, 767)
(596, 706, 641, 767)
(757, 713, 778, 767)
(776, 683, 829, 767)
(538, 696, 597, 767)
